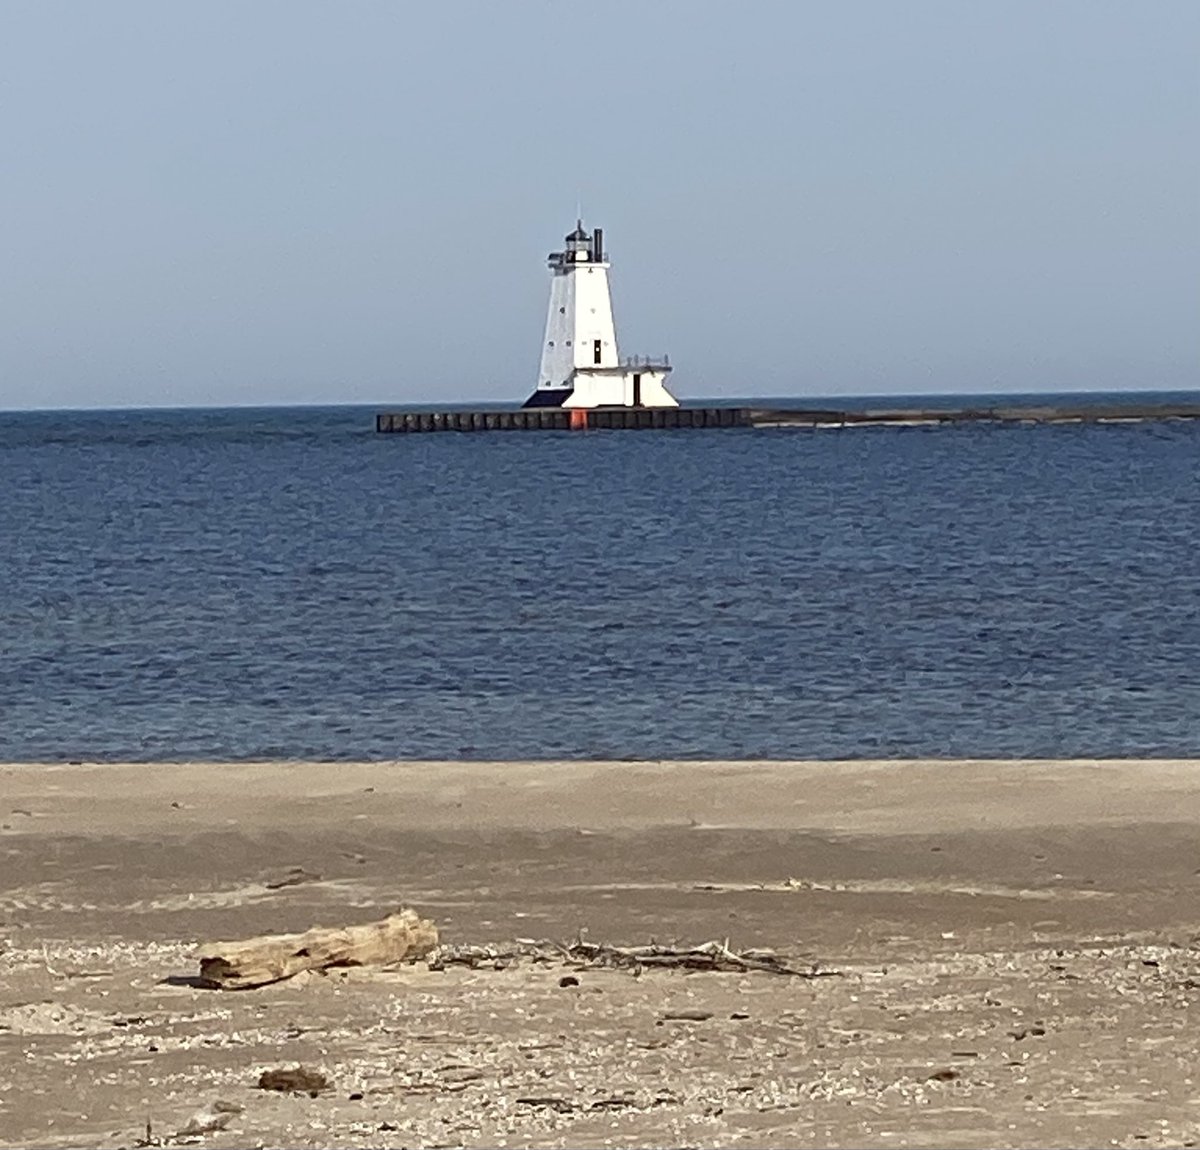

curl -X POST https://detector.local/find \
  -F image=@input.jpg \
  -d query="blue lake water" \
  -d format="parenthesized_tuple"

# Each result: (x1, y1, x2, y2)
(3, 393, 1200, 761)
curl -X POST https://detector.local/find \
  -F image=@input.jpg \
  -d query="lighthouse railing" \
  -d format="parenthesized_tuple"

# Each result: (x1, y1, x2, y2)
(622, 354, 672, 370)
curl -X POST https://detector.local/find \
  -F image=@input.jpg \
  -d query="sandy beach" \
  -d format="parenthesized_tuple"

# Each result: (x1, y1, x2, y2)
(2, 758, 1199, 1148)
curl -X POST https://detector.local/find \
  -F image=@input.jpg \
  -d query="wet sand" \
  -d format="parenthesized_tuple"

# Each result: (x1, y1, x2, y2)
(2, 759, 1199, 1148)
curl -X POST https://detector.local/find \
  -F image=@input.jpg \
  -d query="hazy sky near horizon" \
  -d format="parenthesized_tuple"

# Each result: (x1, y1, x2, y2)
(2, 1, 1197, 409)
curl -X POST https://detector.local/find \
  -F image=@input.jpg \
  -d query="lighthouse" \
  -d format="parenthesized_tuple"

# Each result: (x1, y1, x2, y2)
(523, 221, 678, 409)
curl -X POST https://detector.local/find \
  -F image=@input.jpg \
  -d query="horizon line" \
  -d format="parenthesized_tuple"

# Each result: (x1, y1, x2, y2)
(4, 383, 1199, 416)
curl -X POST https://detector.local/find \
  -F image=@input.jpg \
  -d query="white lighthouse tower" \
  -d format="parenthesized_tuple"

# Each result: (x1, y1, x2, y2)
(524, 221, 678, 409)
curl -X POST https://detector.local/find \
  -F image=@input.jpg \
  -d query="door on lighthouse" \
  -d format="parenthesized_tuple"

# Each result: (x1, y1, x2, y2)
(593, 339, 602, 365)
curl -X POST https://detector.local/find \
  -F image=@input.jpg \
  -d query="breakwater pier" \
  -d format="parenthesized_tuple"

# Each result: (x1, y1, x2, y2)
(375, 400, 1200, 434)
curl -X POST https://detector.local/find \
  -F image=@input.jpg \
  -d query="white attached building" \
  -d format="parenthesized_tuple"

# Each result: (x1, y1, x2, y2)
(524, 222, 678, 409)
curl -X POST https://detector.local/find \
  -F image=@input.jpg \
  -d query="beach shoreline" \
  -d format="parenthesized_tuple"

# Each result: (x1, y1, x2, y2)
(3, 759, 1199, 1148)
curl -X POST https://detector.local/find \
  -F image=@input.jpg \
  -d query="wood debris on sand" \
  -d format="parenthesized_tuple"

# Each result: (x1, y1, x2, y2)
(428, 936, 839, 978)
(195, 909, 438, 989)
(257, 1066, 330, 1096)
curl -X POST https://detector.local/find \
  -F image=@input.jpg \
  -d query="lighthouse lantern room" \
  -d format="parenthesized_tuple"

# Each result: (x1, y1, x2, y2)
(524, 221, 678, 409)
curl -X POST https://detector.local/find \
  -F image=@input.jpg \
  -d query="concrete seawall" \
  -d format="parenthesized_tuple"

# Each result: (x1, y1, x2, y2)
(376, 401, 1200, 434)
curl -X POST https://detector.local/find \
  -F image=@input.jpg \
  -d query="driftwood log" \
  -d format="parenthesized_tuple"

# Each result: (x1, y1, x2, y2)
(196, 909, 438, 989)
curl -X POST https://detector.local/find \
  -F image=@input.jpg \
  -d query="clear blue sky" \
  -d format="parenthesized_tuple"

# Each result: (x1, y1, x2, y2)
(2, 0, 1196, 409)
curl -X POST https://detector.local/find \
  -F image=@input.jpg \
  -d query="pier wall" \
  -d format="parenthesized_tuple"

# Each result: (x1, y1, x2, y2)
(375, 402, 1200, 434)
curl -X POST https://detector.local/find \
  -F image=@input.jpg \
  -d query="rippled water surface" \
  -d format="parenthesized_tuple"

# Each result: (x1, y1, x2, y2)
(3, 397, 1200, 760)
